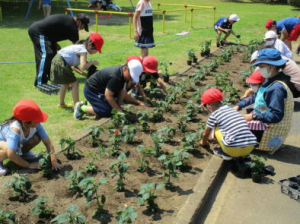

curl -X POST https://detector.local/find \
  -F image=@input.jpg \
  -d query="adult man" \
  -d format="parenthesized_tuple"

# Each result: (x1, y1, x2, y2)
(28, 13, 90, 86)
(214, 14, 241, 47)
(74, 59, 147, 120)
(265, 17, 300, 50)
(264, 30, 293, 59)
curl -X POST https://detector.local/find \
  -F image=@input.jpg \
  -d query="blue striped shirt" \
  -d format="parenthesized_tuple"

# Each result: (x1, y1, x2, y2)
(207, 105, 257, 147)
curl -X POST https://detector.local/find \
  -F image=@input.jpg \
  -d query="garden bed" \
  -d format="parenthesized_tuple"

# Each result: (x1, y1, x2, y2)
(0, 44, 256, 224)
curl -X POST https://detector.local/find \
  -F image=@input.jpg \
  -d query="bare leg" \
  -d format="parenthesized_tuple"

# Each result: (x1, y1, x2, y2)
(71, 81, 79, 105)
(216, 31, 222, 46)
(141, 48, 149, 59)
(223, 31, 231, 41)
(0, 141, 9, 162)
(59, 84, 69, 105)
(284, 40, 292, 50)
(85, 106, 97, 115)
(22, 134, 41, 153)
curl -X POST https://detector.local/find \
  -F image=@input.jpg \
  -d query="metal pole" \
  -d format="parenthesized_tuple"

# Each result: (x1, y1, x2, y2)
(95, 11, 98, 33)
(157, 3, 160, 21)
(190, 9, 194, 29)
(162, 11, 166, 33)
(184, 5, 187, 23)
(128, 13, 133, 39)
(213, 7, 216, 24)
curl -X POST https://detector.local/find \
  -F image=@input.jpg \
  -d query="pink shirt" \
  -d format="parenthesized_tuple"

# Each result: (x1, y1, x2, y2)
(135, 0, 153, 35)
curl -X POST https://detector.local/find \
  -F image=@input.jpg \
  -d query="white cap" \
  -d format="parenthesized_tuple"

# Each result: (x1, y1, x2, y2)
(229, 14, 239, 22)
(128, 59, 143, 83)
(264, 30, 276, 40)
(250, 50, 258, 63)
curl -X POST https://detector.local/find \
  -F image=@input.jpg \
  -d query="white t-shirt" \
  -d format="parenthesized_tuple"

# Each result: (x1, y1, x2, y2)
(135, 0, 153, 35)
(58, 44, 87, 66)
(282, 56, 300, 91)
(273, 39, 293, 60)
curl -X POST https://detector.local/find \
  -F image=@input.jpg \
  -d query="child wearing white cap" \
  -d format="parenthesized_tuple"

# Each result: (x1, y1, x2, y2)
(74, 60, 147, 120)
(214, 14, 241, 47)
(264, 30, 292, 59)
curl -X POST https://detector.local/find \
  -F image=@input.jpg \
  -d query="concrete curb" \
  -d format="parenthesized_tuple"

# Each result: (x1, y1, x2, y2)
(174, 156, 224, 224)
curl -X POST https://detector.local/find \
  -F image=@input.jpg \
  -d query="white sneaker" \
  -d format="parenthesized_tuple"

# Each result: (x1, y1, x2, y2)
(0, 162, 9, 176)
(213, 148, 232, 161)
(21, 151, 38, 160)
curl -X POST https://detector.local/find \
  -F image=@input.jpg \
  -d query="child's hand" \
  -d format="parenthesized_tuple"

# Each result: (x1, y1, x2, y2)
(29, 162, 41, 169)
(52, 162, 63, 171)
(244, 114, 253, 122)
(233, 105, 240, 111)
(199, 140, 209, 147)
(134, 31, 140, 42)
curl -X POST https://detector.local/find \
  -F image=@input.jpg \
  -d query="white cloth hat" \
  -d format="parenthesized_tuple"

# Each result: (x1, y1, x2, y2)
(128, 59, 143, 83)
(229, 14, 239, 22)
(264, 30, 276, 40)
(250, 50, 258, 63)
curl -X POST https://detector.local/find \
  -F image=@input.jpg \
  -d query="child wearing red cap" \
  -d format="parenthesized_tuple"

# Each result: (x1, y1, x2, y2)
(0, 100, 63, 176)
(50, 32, 104, 109)
(200, 88, 257, 160)
(126, 55, 168, 102)
(240, 70, 266, 99)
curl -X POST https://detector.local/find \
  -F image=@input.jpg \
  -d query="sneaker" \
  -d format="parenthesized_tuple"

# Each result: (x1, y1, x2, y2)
(0, 162, 9, 176)
(213, 147, 232, 160)
(57, 103, 73, 109)
(74, 102, 84, 120)
(21, 151, 38, 160)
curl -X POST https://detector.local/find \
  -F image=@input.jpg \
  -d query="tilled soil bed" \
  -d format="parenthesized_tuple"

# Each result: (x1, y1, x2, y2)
(0, 45, 251, 224)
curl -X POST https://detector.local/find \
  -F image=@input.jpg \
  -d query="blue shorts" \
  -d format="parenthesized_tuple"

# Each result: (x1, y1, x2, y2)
(84, 85, 112, 117)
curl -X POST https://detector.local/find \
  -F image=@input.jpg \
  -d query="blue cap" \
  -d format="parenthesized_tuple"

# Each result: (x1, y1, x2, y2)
(252, 48, 287, 66)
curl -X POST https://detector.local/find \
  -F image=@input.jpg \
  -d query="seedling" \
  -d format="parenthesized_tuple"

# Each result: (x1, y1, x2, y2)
(0, 210, 16, 224)
(50, 204, 86, 224)
(38, 151, 54, 179)
(151, 108, 164, 122)
(65, 171, 87, 194)
(59, 137, 82, 160)
(78, 177, 107, 215)
(121, 125, 137, 144)
(239, 70, 251, 87)
(135, 145, 156, 172)
(110, 153, 130, 192)
(158, 154, 180, 189)
(187, 49, 197, 64)
(137, 182, 163, 213)
(185, 100, 198, 121)
(84, 152, 98, 174)
(173, 148, 190, 168)
(32, 196, 54, 219)
(249, 155, 266, 174)
(149, 87, 162, 98)
(111, 108, 128, 129)
(115, 206, 137, 224)
(87, 126, 104, 147)
(109, 129, 122, 156)
(177, 114, 188, 133)
(158, 126, 176, 142)
(151, 133, 164, 157)
(182, 132, 197, 152)
(200, 40, 212, 56)
(137, 111, 150, 132)
(159, 61, 172, 82)
(220, 49, 231, 62)
(4, 174, 32, 200)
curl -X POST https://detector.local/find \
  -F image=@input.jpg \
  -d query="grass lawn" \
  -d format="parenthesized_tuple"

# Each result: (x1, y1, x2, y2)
(0, 0, 297, 151)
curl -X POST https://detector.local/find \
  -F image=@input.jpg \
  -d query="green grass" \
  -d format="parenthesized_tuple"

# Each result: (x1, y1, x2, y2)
(0, 0, 297, 150)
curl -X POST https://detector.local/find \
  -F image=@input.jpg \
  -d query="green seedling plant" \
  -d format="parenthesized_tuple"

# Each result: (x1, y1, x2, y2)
(111, 108, 128, 129)
(137, 111, 150, 132)
(4, 174, 32, 200)
(249, 155, 267, 174)
(165, 87, 178, 104)
(136, 145, 156, 172)
(239, 70, 252, 87)
(0, 210, 16, 224)
(38, 151, 54, 179)
(158, 126, 176, 142)
(115, 206, 137, 224)
(50, 204, 86, 224)
(173, 148, 190, 169)
(187, 48, 196, 61)
(32, 196, 54, 219)
(151, 108, 164, 122)
(59, 137, 82, 160)
(158, 154, 180, 189)
(137, 182, 164, 213)
(110, 153, 130, 192)
(155, 100, 172, 112)
(159, 61, 172, 82)
(121, 125, 137, 144)
(202, 64, 211, 76)
(149, 87, 162, 98)
(78, 177, 107, 216)
(185, 100, 198, 121)
(176, 82, 188, 98)
(200, 40, 212, 56)
(87, 126, 104, 147)
(65, 171, 87, 194)
(97, 143, 110, 157)
(109, 129, 122, 156)
(182, 132, 197, 152)
(220, 49, 231, 62)
(151, 133, 164, 157)
(84, 152, 98, 174)
(177, 114, 188, 133)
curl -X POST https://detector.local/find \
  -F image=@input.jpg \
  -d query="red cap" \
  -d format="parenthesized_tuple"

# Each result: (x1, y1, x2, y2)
(126, 56, 142, 63)
(143, 56, 158, 73)
(13, 99, 48, 123)
(265, 19, 273, 29)
(246, 70, 265, 84)
(201, 88, 223, 106)
(89, 32, 104, 53)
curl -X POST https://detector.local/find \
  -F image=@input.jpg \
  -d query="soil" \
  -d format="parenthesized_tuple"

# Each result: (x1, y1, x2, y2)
(0, 45, 250, 224)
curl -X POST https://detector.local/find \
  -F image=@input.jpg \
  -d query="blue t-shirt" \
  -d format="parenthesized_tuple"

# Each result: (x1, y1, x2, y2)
(276, 17, 300, 35)
(42, 0, 51, 5)
(214, 17, 232, 30)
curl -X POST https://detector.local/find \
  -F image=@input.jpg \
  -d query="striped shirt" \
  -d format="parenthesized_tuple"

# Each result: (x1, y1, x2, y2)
(207, 105, 257, 147)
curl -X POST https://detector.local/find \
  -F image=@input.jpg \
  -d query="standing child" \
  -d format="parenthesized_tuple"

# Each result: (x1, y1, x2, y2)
(0, 99, 63, 176)
(133, 0, 155, 58)
(38, 0, 51, 17)
(199, 88, 257, 160)
(50, 32, 104, 108)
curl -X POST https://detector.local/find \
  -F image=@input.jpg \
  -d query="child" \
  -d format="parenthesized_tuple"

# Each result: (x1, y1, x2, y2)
(214, 14, 240, 47)
(126, 55, 168, 102)
(88, 0, 103, 10)
(38, 0, 51, 17)
(240, 70, 265, 99)
(199, 88, 257, 160)
(0, 99, 63, 176)
(133, 0, 155, 58)
(50, 32, 104, 109)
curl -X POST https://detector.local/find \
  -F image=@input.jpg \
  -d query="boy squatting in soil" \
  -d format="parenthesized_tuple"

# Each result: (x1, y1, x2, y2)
(199, 88, 257, 160)
(0, 100, 63, 176)
(50, 32, 104, 108)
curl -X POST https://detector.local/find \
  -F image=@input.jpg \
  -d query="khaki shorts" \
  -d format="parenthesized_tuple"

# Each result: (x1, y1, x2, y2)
(50, 54, 76, 84)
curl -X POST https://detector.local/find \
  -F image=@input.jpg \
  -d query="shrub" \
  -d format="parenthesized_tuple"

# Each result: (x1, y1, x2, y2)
(288, 0, 300, 7)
